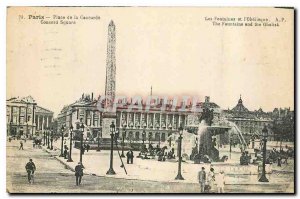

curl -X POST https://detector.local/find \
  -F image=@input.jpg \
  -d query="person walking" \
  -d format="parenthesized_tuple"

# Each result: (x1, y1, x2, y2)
(198, 167, 206, 193)
(25, 158, 36, 184)
(126, 150, 134, 164)
(86, 143, 90, 152)
(81, 146, 85, 155)
(216, 171, 225, 193)
(64, 148, 68, 159)
(19, 141, 24, 150)
(75, 162, 84, 186)
(207, 167, 215, 192)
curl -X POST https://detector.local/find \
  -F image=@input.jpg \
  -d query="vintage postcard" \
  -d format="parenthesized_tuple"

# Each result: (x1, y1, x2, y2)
(6, 7, 294, 193)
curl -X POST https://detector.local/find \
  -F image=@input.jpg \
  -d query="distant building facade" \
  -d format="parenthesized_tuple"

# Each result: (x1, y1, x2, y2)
(57, 93, 222, 145)
(222, 96, 274, 141)
(6, 96, 54, 138)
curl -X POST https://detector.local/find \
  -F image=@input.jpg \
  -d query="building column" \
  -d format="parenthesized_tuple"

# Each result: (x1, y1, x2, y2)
(133, 112, 136, 128)
(46, 116, 49, 128)
(159, 113, 162, 129)
(153, 113, 156, 129)
(172, 114, 175, 128)
(43, 116, 45, 130)
(120, 111, 123, 128)
(18, 107, 21, 125)
(146, 113, 149, 128)
(37, 115, 40, 130)
(126, 112, 130, 127)
(139, 113, 143, 128)
(166, 114, 169, 126)
(178, 115, 181, 126)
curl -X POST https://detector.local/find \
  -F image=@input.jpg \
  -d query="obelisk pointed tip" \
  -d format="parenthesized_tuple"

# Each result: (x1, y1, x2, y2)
(109, 20, 115, 26)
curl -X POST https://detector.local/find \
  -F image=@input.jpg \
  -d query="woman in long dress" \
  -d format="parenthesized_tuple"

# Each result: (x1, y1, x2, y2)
(216, 171, 225, 193)
(207, 168, 215, 192)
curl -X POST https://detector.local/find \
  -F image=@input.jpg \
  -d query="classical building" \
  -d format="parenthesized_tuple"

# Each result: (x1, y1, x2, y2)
(6, 96, 54, 138)
(57, 93, 222, 145)
(35, 105, 54, 135)
(222, 96, 274, 141)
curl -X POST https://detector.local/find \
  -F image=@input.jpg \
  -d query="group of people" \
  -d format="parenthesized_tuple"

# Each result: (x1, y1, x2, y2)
(25, 158, 85, 186)
(198, 166, 226, 193)
(268, 148, 290, 166)
(240, 151, 252, 165)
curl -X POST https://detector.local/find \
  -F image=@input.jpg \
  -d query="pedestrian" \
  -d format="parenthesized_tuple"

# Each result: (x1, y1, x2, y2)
(75, 162, 84, 186)
(216, 171, 225, 193)
(25, 158, 36, 184)
(198, 167, 206, 193)
(33, 140, 35, 148)
(19, 141, 24, 150)
(86, 144, 90, 152)
(278, 156, 282, 167)
(81, 146, 85, 155)
(126, 150, 134, 164)
(207, 167, 215, 192)
(64, 148, 68, 159)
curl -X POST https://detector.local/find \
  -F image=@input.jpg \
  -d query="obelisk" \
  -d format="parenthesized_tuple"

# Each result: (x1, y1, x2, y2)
(102, 20, 117, 138)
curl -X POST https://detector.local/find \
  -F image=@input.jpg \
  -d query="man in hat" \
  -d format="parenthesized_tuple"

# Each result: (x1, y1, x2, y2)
(198, 167, 206, 193)
(25, 158, 36, 184)
(75, 162, 84, 186)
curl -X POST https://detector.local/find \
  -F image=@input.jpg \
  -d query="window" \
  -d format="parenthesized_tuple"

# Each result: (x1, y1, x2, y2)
(161, 133, 166, 142)
(135, 132, 140, 140)
(20, 116, 24, 124)
(155, 133, 160, 141)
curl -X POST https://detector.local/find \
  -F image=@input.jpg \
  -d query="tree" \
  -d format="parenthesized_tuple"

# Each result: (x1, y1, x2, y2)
(271, 114, 294, 142)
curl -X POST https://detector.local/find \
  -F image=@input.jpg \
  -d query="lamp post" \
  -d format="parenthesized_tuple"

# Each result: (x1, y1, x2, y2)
(43, 129, 46, 146)
(47, 128, 50, 149)
(59, 125, 65, 157)
(106, 121, 116, 175)
(50, 128, 53, 150)
(67, 125, 74, 162)
(259, 125, 269, 182)
(96, 129, 101, 152)
(175, 125, 184, 180)
(79, 123, 84, 165)
(156, 126, 160, 148)
(121, 125, 126, 157)
(9, 121, 12, 136)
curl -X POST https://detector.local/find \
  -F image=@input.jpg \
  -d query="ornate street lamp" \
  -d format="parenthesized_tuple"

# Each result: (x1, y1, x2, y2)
(67, 124, 74, 162)
(59, 125, 65, 157)
(106, 121, 116, 175)
(43, 129, 46, 146)
(259, 125, 269, 182)
(175, 125, 184, 180)
(121, 124, 126, 158)
(96, 129, 101, 152)
(50, 128, 53, 150)
(79, 123, 85, 166)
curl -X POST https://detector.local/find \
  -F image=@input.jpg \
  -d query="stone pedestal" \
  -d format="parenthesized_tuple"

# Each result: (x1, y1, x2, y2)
(102, 113, 116, 138)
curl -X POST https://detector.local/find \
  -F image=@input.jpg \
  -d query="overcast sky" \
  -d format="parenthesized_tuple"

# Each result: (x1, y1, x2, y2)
(7, 7, 294, 116)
